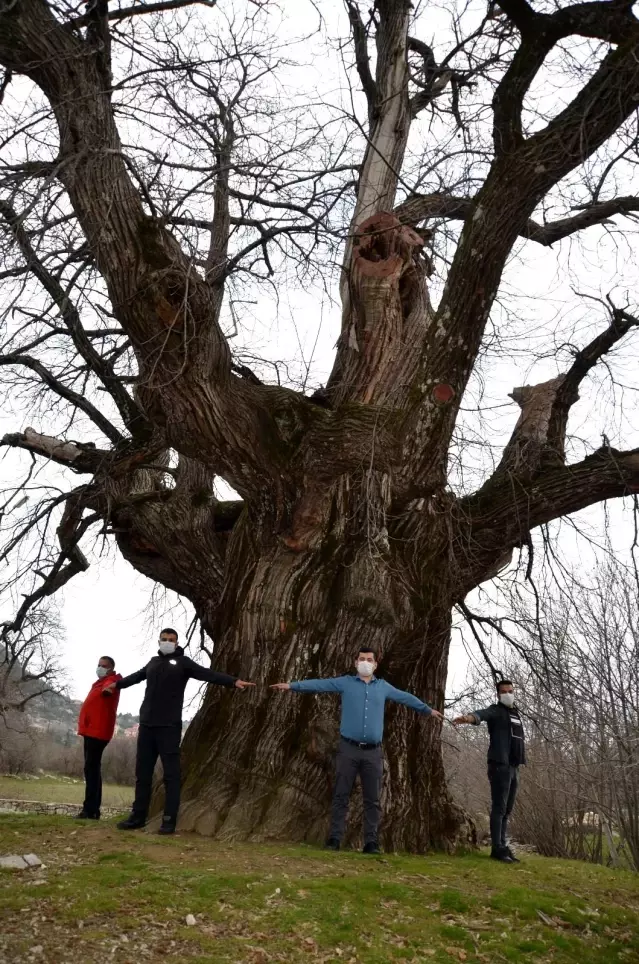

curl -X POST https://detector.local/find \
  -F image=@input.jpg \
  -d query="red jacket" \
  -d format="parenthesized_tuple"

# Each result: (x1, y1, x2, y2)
(77, 672, 122, 742)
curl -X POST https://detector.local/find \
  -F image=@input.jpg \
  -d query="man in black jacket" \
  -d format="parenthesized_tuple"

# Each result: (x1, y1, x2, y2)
(104, 627, 254, 834)
(453, 679, 525, 863)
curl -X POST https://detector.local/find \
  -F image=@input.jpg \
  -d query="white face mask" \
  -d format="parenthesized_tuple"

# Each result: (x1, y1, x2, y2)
(499, 692, 515, 708)
(96, 666, 109, 679)
(159, 641, 177, 655)
(357, 660, 375, 677)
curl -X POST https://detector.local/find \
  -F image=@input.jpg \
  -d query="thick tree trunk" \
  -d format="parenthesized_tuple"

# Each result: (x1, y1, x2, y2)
(167, 509, 472, 852)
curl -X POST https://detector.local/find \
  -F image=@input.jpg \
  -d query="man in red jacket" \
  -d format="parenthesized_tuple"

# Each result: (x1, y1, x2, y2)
(76, 656, 122, 819)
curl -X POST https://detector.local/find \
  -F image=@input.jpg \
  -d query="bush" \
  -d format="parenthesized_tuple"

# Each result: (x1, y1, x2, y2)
(101, 737, 136, 786)
(0, 721, 137, 786)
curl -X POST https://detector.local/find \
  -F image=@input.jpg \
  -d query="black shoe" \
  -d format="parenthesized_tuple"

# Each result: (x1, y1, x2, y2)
(324, 838, 340, 851)
(506, 847, 521, 863)
(362, 842, 381, 855)
(490, 848, 514, 863)
(157, 817, 176, 835)
(117, 815, 146, 831)
(74, 810, 99, 820)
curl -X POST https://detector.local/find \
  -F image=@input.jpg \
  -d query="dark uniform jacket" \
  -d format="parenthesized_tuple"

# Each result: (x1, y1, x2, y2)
(471, 702, 526, 766)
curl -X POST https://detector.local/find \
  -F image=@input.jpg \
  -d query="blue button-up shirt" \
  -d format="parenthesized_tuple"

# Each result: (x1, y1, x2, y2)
(289, 675, 432, 743)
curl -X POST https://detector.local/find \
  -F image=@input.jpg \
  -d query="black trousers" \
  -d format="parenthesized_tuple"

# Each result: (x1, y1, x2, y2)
(488, 762, 519, 852)
(82, 736, 109, 817)
(329, 739, 384, 844)
(132, 724, 182, 822)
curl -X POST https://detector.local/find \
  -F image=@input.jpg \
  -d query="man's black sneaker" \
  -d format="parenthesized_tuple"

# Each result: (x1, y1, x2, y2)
(157, 817, 176, 835)
(117, 815, 146, 831)
(363, 842, 381, 855)
(73, 811, 97, 820)
(324, 838, 340, 851)
(506, 847, 521, 863)
(490, 848, 514, 863)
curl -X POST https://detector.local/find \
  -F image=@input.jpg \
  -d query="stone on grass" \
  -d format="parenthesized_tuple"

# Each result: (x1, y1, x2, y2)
(0, 855, 28, 870)
(185, 914, 197, 926)
(0, 853, 43, 871)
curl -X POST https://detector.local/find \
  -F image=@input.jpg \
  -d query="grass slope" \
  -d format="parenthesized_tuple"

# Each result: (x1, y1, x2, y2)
(0, 774, 132, 807)
(1, 814, 638, 963)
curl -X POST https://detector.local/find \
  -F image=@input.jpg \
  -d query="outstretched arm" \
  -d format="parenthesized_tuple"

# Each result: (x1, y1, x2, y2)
(384, 683, 443, 720)
(183, 657, 254, 690)
(270, 677, 347, 693)
(453, 705, 499, 725)
(103, 667, 146, 694)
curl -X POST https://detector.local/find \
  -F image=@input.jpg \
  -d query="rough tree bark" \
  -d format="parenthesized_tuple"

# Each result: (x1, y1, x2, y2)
(1, 0, 639, 850)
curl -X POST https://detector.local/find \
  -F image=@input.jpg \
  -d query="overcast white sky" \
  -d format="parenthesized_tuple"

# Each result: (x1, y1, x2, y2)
(1, 0, 638, 719)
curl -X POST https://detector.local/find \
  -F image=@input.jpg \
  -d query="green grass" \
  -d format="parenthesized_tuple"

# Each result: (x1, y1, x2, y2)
(1, 815, 638, 963)
(0, 773, 132, 807)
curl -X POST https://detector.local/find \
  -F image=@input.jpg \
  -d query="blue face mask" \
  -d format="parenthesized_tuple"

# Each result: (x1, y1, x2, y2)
(159, 641, 176, 655)
(96, 666, 109, 679)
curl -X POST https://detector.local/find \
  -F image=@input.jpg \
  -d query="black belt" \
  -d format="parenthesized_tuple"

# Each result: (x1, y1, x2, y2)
(341, 736, 382, 750)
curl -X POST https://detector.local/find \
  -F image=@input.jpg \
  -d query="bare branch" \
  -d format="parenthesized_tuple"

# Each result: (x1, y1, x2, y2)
(0, 0, 296, 499)
(395, 193, 639, 246)
(70, 0, 218, 28)
(0, 353, 124, 445)
(492, 308, 639, 478)
(1, 428, 111, 473)
(402, 34, 639, 490)
(0, 199, 146, 436)
(456, 446, 639, 596)
(1, 489, 92, 641)
(345, 0, 377, 125)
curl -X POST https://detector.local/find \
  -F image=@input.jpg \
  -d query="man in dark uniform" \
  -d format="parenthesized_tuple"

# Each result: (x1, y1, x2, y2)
(104, 627, 254, 834)
(454, 679, 525, 863)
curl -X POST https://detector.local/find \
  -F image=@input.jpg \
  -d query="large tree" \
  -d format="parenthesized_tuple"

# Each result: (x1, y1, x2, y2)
(1, 0, 639, 850)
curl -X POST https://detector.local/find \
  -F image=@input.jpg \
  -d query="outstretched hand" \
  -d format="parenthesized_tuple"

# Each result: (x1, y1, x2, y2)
(270, 682, 291, 691)
(429, 709, 444, 721)
(235, 680, 256, 690)
(452, 714, 472, 726)
(102, 682, 116, 695)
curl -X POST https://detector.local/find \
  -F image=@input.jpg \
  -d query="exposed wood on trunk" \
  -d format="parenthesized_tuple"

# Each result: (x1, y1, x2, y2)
(327, 212, 433, 407)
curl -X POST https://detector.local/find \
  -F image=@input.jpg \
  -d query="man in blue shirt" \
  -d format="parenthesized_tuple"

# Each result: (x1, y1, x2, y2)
(271, 647, 443, 853)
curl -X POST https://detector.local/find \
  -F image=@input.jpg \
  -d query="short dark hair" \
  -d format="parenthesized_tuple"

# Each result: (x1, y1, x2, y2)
(160, 627, 179, 639)
(357, 648, 378, 661)
(496, 679, 513, 693)
(100, 656, 115, 669)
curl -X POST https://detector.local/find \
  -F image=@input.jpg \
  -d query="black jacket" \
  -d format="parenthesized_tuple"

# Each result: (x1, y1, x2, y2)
(116, 647, 236, 726)
(471, 702, 526, 766)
